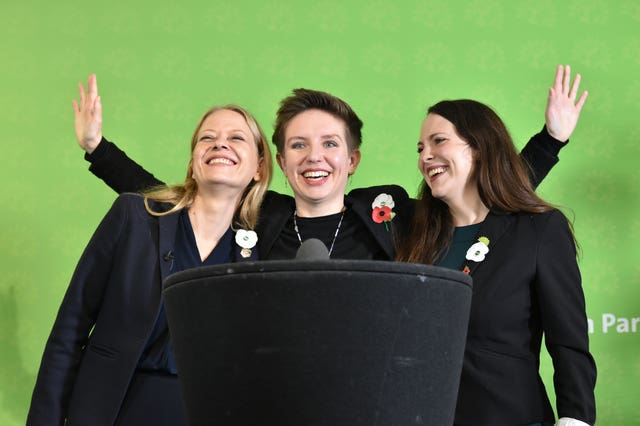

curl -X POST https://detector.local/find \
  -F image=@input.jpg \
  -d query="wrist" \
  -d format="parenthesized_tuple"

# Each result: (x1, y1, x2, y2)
(85, 133, 103, 154)
(544, 124, 569, 143)
(84, 136, 109, 163)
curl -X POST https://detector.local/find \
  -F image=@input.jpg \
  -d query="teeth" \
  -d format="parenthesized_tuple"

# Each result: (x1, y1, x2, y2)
(428, 167, 446, 177)
(207, 158, 234, 165)
(303, 171, 329, 178)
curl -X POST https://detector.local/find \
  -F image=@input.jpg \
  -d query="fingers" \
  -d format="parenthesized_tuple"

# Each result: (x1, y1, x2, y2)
(575, 91, 588, 112)
(563, 64, 571, 94)
(78, 81, 86, 108)
(569, 73, 581, 101)
(551, 65, 587, 106)
(88, 74, 98, 98)
(74, 74, 100, 115)
(553, 64, 563, 90)
(94, 96, 102, 119)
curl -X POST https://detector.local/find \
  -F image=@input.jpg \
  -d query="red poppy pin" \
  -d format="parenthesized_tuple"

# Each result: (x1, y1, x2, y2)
(372, 193, 396, 230)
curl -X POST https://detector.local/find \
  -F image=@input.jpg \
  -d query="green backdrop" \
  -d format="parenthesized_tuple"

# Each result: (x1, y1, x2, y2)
(2, 1, 639, 424)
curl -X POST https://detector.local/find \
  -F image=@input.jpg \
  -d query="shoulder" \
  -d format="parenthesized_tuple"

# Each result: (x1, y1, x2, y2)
(347, 185, 410, 204)
(502, 210, 574, 252)
(264, 190, 294, 203)
(485, 209, 571, 240)
(516, 209, 570, 230)
(112, 193, 174, 220)
(262, 190, 295, 211)
(114, 192, 144, 205)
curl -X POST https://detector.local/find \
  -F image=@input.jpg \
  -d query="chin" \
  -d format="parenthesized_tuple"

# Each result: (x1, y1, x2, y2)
(430, 191, 449, 203)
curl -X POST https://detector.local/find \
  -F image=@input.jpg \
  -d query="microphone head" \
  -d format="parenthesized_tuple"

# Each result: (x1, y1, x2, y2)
(295, 238, 330, 260)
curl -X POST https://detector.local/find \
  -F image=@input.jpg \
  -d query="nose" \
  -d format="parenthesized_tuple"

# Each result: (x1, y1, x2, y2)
(420, 145, 433, 163)
(306, 143, 322, 162)
(212, 135, 229, 150)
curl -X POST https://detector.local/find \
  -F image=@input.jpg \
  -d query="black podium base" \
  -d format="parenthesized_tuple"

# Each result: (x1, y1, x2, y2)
(163, 260, 472, 426)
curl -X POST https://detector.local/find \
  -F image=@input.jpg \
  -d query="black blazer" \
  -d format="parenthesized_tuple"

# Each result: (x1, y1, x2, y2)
(257, 185, 412, 260)
(27, 194, 257, 425)
(454, 210, 596, 425)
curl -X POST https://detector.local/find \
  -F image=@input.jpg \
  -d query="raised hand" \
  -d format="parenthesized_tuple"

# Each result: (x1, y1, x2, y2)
(72, 74, 102, 154)
(545, 64, 588, 142)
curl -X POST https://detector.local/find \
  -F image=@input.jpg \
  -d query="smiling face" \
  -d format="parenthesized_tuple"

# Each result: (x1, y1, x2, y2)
(277, 109, 361, 216)
(418, 113, 478, 207)
(191, 109, 261, 193)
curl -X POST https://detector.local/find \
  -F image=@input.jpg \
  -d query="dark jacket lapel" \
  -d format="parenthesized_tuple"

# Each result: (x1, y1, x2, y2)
(462, 212, 515, 276)
(157, 208, 181, 281)
(256, 191, 296, 259)
(232, 232, 260, 262)
(345, 193, 396, 259)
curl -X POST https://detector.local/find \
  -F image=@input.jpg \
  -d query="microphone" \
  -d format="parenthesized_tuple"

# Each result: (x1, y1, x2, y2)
(163, 250, 174, 261)
(295, 238, 330, 260)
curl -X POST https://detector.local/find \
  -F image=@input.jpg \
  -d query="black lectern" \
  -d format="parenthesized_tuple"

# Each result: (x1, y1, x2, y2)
(163, 260, 472, 426)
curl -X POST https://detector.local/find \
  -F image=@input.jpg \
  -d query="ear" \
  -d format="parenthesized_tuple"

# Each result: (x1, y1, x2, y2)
(276, 153, 286, 173)
(252, 157, 263, 182)
(188, 158, 195, 178)
(348, 149, 362, 175)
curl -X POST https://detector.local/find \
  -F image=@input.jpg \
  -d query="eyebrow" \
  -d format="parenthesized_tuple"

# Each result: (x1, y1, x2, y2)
(199, 128, 248, 134)
(287, 133, 343, 141)
(427, 132, 447, 139)
(322, 134, 343, 141)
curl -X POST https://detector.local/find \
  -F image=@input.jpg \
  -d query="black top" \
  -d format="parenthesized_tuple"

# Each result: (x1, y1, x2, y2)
(268, 209, 388, 260)
(436, 223, 482, 270)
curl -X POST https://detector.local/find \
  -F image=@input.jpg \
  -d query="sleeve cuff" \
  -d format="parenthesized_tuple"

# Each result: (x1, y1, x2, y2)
(84, 136, 110, 163)
(537, 125, 567, 157)
(557, 417, 591, 426)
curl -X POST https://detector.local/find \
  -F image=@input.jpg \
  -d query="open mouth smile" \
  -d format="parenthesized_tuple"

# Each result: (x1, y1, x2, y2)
(427, 166, 447, 179)
(302, 170, 329, 180)
(206, 156, 236, 165)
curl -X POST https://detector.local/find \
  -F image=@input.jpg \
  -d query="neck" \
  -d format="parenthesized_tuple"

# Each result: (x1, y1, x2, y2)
(189, 190, 242, 261)
(294, 197, 345, 218)
(445, 192, 489, 227)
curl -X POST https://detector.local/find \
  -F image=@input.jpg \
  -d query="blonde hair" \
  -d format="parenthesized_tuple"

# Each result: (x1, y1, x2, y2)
(143, 105, 273, 230)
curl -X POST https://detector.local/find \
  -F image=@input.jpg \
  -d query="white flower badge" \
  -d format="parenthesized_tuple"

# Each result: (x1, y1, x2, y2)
(371, 193, 396, 230)
(465, 236, 490, 263)
(235, 229, 258, 258)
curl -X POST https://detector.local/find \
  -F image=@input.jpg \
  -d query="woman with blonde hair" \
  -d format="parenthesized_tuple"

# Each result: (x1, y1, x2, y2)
(27, 76, 272, 425)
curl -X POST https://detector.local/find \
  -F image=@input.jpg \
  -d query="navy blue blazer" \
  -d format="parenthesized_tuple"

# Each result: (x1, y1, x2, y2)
(454, 210, 596, 425)
(27, 194, 257, 425)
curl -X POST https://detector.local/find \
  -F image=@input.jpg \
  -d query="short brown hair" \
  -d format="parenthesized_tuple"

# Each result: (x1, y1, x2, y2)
(272, 88, 363, 153)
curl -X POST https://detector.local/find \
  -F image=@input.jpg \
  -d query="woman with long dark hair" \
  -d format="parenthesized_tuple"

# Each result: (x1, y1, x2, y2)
(397, 93, 596, 425)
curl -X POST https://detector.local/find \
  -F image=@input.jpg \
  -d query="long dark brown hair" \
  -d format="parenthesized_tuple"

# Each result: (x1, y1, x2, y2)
(396, 99, 558, 264)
